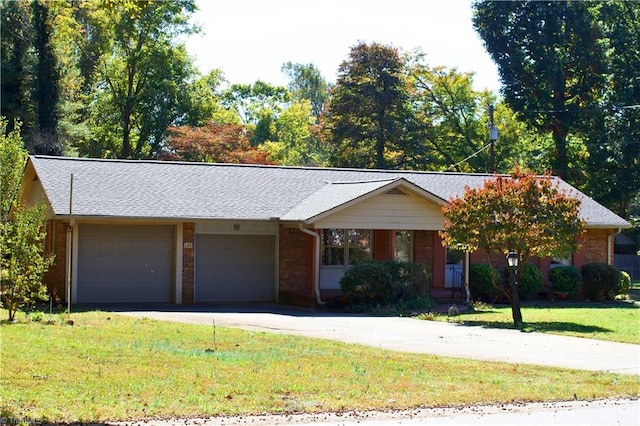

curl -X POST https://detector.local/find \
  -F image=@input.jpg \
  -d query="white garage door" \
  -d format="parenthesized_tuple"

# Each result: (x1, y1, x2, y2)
(195, 234, 275, 302)
(77, 224, 174, 303)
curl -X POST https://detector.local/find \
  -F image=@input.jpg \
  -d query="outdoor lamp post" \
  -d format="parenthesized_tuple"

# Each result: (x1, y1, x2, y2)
(506, 250, 522, 326)
(506, 250, 519, 288)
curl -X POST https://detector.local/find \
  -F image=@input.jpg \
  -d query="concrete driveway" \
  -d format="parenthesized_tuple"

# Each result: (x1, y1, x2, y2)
(114, 304, 640, 375)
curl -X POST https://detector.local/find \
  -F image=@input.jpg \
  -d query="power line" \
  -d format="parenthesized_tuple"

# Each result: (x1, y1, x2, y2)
(515, 104, 640, 115)
(448, 143, 492, 171)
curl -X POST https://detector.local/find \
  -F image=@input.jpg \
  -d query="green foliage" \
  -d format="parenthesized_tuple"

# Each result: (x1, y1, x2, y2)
(281, 62, 329, 119)
(222, 81, 290, 126)
(339, 261, 431, 306)
(580, 262, 620, 301)
(582, 2, 640, 219)
(407, 59, 495, 172)
(468, 263, 501, 301)
(1, 118, 54, 321)
(548, 265, 582, 296)
(512, 264, 543, 301)
(473, 1, 605, 181)
(616, 271, 631, 298)
(340, 262, 393, 305)
(0, 119, 27, 221)
(324, 42, 413, 169)
(259, 100, 328, 166)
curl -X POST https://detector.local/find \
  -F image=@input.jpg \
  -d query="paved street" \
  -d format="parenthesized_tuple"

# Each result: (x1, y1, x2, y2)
(113, 397, 640, 426)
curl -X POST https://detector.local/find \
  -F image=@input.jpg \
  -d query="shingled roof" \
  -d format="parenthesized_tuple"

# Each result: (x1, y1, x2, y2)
(27, 156, 630, 228)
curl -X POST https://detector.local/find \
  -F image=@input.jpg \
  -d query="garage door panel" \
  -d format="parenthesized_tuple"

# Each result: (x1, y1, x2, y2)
(77, 224, 174, 303)
(195, 234, 275, 302)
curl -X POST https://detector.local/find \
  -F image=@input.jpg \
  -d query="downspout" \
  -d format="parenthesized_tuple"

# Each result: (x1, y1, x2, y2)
(299, 224, 325, 305)
(609, 227, 622, 266)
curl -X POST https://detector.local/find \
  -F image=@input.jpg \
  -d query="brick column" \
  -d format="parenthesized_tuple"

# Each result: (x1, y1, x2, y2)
(278, 226, 313, 302)
(182, 222, 195, 304)
(43, 219, 69, 302)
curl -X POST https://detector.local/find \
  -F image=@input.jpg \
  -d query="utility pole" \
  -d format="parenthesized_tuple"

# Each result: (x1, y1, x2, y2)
(488, 104, 498, 173)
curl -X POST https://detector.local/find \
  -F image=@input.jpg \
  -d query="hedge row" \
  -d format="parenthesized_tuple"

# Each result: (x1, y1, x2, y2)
(468, 262, 630, 302)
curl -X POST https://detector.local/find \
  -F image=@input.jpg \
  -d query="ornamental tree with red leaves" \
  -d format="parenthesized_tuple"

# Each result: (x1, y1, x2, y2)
(159, 123, 273, 165)
(440, 167, 585, 327)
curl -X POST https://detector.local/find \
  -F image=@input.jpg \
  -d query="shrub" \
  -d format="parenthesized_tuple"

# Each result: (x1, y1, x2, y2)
(615, 271, 631, 297)
(469, 263, 501, 301)
(548, 265, 581, 297)
(339, 262, 393, 305)
(339, 261, 431, 306)
(581, 262, 619, 301)
(512, 263, 543, 301)
(383, 261, 431, 300)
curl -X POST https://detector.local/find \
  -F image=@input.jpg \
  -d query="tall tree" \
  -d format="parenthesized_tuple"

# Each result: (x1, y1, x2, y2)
(583, 1, 640, 219)
(79, 0, 202, 159)
(221, 81, 290, 146)
(259, 100, 328, 166)
(408, 60, 496, 172)
(473, 0, 606, 181)
(1, 0, 62, 153)
(440, 168, 585, 327)
(281, 62, 329, 119)
(324, 42, 413, 169)
(31, 0, 61, 154)
(1, 0, 33, 134)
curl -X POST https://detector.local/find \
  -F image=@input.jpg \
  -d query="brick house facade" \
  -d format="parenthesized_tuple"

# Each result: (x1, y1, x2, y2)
(22, 156, 630, 306)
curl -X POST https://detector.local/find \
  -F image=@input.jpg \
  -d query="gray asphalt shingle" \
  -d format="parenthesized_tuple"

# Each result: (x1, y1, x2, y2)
(28, 156, 630, 228)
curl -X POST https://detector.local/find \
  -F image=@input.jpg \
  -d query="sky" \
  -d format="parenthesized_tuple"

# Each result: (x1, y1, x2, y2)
(184, 0, 501, 93)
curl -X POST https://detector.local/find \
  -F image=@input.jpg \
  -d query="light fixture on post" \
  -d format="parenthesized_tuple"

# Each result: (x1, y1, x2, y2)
(506, 249, 522, 327)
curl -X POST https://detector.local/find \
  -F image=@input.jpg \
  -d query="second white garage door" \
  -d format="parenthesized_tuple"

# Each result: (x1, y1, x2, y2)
(195, 234, 275, 302)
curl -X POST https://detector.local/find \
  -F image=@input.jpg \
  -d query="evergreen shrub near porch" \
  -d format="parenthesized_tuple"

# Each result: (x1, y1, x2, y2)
(469, 263, 501, 302)
(581, 262, 624, 301)
(339, 261, 431, 307)
(510, 263, 543, 301)
(548, 265, 582, 297)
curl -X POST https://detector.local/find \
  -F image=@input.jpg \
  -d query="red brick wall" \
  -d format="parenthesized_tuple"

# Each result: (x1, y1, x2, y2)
(414, 230, 438, 286)
(43, 220, 68, 302)
(279, 226, 313, 300)
(182, 222, 195, 304)
(574, 228, 612, 268)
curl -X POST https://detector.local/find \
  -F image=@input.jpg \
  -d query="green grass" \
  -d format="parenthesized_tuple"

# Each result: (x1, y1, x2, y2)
(423, 303, 640, 344)
(1, 311, 638, 423)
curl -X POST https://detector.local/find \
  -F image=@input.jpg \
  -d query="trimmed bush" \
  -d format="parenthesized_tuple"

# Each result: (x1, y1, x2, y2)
(339, 262, 393, 305)
(340, 261, 431, 306)
(383, 261, 431, 300)
(581, 262, 619, 301)
(512, 263, 543, 301)
(469, 263, 501, 301)
(548, 265, 581, 297)
(615, 271, 631, 297)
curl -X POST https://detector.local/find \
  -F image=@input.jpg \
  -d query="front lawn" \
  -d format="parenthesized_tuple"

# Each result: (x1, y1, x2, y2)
(421, 303, 640, 344)
(1, 310, 638, 423)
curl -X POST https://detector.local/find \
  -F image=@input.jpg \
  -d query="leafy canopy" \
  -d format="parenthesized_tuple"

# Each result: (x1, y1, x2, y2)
(440, 167, 586, 266)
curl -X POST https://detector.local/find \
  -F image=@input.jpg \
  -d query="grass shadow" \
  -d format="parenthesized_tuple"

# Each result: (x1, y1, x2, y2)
(458, 319, 613, 336)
